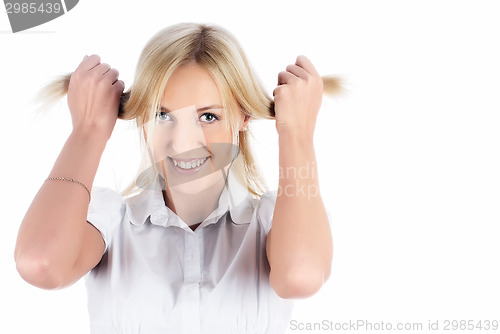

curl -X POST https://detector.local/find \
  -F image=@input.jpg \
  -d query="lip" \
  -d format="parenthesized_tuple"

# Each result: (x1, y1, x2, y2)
(168, 156, 210, 175)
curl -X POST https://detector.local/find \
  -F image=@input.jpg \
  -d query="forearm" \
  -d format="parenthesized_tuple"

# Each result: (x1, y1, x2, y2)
(267, 132, 333, 297)
(15, 129, 107, 279)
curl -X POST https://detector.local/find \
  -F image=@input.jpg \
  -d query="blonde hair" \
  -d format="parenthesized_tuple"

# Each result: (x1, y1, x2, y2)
(36, 23, 343, 198)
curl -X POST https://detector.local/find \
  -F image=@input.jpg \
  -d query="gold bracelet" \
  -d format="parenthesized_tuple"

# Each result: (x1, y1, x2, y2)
(45, 177, 91, 203)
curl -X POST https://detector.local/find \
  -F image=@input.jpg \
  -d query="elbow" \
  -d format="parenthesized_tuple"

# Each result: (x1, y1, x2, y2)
(15, 254, 67, 290)
(270, 266, 329, 299)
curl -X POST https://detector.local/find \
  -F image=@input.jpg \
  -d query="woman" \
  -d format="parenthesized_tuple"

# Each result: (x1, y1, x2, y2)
(15, 23, 338, 333)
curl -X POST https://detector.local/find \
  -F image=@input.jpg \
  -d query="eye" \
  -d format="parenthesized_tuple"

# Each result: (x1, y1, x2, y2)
(199, 112, 220, 123)
(156, 111, 172, 122)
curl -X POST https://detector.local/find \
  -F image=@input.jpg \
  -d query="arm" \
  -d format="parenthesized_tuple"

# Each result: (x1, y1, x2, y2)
(14, 55, 124, 290)
(266, 55, 333, 299)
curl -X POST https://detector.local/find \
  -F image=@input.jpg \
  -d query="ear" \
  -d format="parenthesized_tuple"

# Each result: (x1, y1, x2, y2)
(239, 112, 250, 132)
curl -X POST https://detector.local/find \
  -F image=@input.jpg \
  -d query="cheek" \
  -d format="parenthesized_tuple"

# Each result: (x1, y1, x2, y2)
(202, 123, 235, 145)
(148, 123, 235, 161)
(204, 133, 230, 146)
(203, 127, 239, 169)
(151, 132, 168, 161)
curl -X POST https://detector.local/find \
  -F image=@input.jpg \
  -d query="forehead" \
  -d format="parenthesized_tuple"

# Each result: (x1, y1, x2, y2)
(161, 62, 222, 111)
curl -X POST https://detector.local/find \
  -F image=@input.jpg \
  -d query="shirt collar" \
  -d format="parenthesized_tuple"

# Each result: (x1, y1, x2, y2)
(125, 168, 254, 231)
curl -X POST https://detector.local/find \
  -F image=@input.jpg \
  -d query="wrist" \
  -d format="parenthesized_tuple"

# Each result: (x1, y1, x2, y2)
(278, 130, 314, 149)
(70, 126, 110, 143)
(69, 128, 109, 151)
(277, 125, 314, 141)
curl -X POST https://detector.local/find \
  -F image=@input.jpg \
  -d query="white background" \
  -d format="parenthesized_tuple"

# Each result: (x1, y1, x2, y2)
(1, 1, 499, 333)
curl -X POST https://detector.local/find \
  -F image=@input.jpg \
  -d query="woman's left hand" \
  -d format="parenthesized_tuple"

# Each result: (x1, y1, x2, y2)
(273, 55, 323, 140)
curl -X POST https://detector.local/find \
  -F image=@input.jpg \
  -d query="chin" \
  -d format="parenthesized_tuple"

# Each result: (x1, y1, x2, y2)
(169, 172, 225, 196)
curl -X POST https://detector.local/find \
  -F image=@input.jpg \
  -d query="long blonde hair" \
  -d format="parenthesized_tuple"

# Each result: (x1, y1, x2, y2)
(36, 23, 342, 198)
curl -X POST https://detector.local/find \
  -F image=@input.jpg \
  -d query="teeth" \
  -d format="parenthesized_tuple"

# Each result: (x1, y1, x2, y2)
(172, 157, 208, 170)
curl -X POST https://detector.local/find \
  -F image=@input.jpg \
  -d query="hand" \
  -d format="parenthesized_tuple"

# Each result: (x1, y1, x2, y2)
(273, 55, 323, 140)
(67, 54, 125, 139)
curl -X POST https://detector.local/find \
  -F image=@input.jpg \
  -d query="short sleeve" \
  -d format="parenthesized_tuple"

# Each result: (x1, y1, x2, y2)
(87, 186, 126, 254)
(256, 190, 278, 235)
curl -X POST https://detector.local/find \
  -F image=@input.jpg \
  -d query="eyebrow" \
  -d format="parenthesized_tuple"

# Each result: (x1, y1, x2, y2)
(159, 104, 223, 113)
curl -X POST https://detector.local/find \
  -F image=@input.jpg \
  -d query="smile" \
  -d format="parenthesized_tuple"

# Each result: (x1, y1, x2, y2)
(170, 157, 209, 170)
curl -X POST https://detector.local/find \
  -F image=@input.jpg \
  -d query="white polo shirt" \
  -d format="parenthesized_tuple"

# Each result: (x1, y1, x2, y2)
(84, 170, 295, 334)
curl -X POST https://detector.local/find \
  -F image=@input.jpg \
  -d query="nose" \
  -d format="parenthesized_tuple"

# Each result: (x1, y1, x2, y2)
(169, 120, 207, 156)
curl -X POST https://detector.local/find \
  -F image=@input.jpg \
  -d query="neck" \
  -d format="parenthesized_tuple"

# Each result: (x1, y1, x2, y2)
(162, 177, 226, 228)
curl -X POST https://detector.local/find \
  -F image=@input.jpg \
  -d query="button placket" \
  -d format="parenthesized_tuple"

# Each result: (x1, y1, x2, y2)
(181, 230, 201, 333)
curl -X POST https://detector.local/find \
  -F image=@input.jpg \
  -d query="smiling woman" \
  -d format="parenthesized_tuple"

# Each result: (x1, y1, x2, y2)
(14, 22, 341, 333)
(148, 61, 248, 227)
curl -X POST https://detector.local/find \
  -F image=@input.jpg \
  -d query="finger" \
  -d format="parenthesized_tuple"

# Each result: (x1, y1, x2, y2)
(113, 79, 125, 90)
(273, 85, 284, 97)
(286, 63, 309, 79)
(105, 68, 120, 83)
(295, 55, 320, 77)
(94, 63, 111, 75)
(99, 64, 111, 75)
(78, 54, 101, 71)
(113, 79, 125, 92)
(277, 71, 297, 85)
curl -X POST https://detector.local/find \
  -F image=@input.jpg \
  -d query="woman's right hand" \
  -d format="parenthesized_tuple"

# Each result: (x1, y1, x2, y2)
(67, 54, 125, 139)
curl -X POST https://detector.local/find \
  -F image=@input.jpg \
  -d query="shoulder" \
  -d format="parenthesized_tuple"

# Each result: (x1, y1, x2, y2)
(90, 186, 126, 201)
(87, 186, 127, 252)
(88, 186, 126, 218)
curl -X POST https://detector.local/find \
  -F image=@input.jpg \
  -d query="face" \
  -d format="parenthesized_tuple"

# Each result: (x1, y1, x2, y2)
(149, 61, 247, 195)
